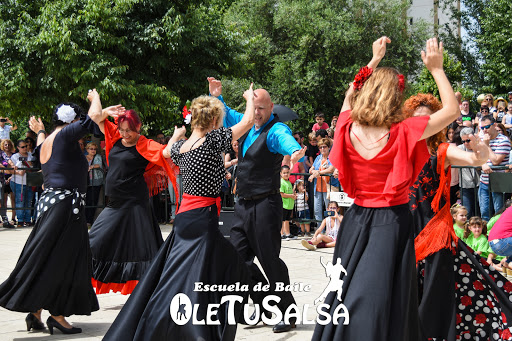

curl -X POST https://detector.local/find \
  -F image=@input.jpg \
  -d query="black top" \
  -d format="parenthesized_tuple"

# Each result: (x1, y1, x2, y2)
(41, 115, 98, 193)
(409, 155, 442, 236)
(171, 127, 232, 197)
(236, 116, 284, 198)
(105, 139, 149, 202)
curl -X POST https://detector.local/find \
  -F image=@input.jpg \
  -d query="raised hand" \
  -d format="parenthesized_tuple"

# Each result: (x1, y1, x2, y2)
(468, 134, 489, 163)
(87, 89, 99, 102)
(29, 116, 45, 133)
(243, 83, 254, 102)
(421, 38, 444, 72)
(103, 105, 126, 119)
(172, 125, 187, 140)
(207, 77, 222, 97)
(372, 36, 391, 62)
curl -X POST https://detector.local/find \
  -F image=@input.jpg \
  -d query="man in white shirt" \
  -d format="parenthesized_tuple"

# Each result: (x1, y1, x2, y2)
(0, 117, 17, 140)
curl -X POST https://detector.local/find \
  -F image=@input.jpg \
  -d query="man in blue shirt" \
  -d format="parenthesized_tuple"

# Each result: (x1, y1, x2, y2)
(209, 78, 305, 333)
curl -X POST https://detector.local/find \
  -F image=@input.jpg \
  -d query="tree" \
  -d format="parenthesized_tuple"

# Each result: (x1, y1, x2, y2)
(221, 0, 430, 133)
(0, 0, 239, 136)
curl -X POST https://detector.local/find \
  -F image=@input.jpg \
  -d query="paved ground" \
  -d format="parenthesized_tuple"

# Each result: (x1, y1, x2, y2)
(0, 225, 332, 340)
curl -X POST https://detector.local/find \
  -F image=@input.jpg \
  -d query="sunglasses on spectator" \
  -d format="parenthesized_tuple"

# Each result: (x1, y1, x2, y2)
(18, 145, 27, 148)
(480, 124, 492, 130)
(319, 145, 329, 149)
(462, 139, 471, 143)
(481, 108, 489, 112)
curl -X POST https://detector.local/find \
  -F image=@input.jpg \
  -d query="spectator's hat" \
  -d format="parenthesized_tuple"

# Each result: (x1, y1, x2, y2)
(494, 97, 508, 107)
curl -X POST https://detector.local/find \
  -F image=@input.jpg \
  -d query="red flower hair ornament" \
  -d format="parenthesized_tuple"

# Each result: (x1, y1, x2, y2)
(397, 74, 405, 92)
(353, 66, 373, 91)
(182, 100, 192, 124)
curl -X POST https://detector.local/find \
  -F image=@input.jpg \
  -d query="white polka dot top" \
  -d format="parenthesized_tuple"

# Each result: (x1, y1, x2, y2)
(171, 127, 232, 197)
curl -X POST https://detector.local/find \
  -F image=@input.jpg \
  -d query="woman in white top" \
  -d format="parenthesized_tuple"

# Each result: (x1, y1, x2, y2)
(301, 201, 342, 251)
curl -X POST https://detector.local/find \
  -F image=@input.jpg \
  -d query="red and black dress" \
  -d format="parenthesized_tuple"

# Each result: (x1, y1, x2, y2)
(312, 110, 430, 340)
(104, 127, 249, 341)
(411, 143, 512, 340)
(89, 119, 178, 295)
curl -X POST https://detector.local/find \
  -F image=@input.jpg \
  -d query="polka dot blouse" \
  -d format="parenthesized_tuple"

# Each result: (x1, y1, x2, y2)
(171, 127, 232, 197)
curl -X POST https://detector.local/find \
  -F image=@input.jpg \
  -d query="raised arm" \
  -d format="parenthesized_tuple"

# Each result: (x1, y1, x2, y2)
(230, 83, 255, 141)
(163, 126, 186, 158)
(29, 116, 46, 146)
(87, 89, 125, 135)
(419, 38, 459, 140)
(341, 36, 390, 113)
(445, 135, 489, 168)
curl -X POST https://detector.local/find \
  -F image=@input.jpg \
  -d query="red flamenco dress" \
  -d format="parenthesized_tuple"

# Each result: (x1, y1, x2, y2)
(312, 110, 430, 341)
(89, 118, 178, 295)
(411, 143, 512, 340)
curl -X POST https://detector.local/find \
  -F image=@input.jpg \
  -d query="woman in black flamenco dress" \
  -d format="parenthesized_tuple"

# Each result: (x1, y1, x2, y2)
(88, 93, 178, 295)
(104, 85, 255, 340)
(406, 93, 512, 340)
(0, 94, 106, 335)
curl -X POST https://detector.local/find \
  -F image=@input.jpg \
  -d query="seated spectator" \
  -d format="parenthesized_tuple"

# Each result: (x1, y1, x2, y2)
(489, 206, 512, 272)
(463, 216, 495, 265)
(301, 201, 342, 250)
(308, 138, 335, 222)
(85, 142, 104, 226)
(451, 203, 468, 241)
(312, 112, 329, 132)
(8, 140, 35, 227)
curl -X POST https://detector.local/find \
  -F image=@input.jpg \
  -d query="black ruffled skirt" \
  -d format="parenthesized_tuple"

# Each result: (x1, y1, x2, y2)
(312, 204, 421, 341)
(0, 191, 99, 316)
(89, 198, 163, 294)
(104, 204, 249, 341)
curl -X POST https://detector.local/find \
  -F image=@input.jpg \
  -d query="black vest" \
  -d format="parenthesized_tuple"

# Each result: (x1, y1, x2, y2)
(236, 116, 284, 199)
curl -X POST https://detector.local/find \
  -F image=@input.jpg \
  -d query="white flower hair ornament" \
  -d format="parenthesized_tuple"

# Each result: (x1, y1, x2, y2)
(56, 105, 77, 124)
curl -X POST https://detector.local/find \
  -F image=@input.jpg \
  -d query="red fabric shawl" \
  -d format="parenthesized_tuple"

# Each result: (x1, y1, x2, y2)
(103, 119, 179, 205)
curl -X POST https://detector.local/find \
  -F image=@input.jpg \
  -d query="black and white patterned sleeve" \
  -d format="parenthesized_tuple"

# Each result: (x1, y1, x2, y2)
(170, 140, 185, 164)
(206, 127, 233, 154)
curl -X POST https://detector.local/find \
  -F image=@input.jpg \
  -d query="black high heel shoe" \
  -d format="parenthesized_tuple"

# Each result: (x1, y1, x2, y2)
(26, 313, 45, 331)
(46, 316, 82, 335)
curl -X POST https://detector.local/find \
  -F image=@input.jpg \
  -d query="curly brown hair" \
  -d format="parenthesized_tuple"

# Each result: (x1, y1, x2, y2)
(403, 93, 445, 155)
(317, 137, 332, 149)
(350, 67, 405, 128)
(190, 96, 225, 130)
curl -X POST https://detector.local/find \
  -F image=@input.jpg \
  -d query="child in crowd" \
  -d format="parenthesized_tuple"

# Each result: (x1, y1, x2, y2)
(294, 179, 311, 237)
(280, 165, 297, 240)
(463, 216, 495, 265)
(451, 204, 467, 241)
(312, 112, 329, 132)
(301, 201, 341, 251)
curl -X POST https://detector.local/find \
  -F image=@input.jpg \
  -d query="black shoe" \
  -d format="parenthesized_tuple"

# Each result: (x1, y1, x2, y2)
(239, 311, 259, 325)
(46, 316, 81, 335)
(25, 313, 45, 331)
(272, 319, 296, 333)
(3, 221, 15, 228)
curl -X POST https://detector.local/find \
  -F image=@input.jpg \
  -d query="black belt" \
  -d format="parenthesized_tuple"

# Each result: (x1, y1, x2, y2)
(242, 190, 279, 201)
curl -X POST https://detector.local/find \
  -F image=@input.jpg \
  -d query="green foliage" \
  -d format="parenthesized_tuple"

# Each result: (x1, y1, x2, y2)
(222, 0, 430, 135)
(441, 0, 512, 94)
(0, 0, 239, 136)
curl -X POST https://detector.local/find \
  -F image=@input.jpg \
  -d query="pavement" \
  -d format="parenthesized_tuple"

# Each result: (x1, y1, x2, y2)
(0, 225, 333, 341)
